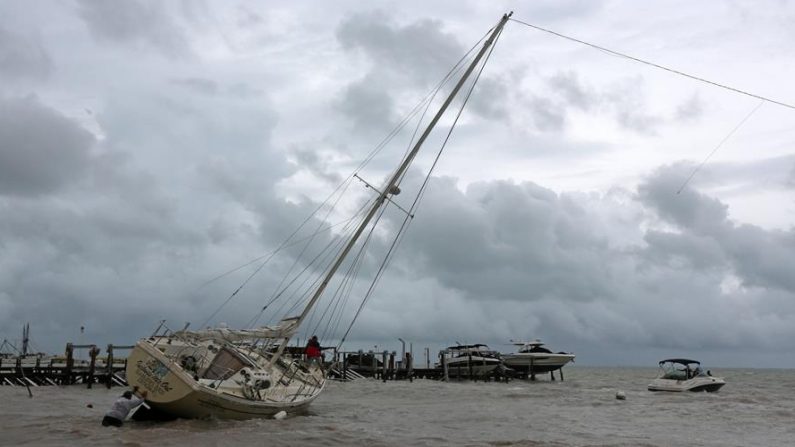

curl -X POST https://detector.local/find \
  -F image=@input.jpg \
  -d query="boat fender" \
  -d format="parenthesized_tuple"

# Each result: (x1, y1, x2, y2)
(239, 368, 252, 382)
(180, 355, 198, 372)
(254, 378, 271, 390)
(273, 410, 287, 420)
(615, 391, 626, 400)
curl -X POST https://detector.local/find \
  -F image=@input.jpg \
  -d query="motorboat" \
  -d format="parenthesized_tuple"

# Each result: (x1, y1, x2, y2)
(437, 344, 503, 378)
(647, 359, 726, 392)
(501, 340, 575, 376)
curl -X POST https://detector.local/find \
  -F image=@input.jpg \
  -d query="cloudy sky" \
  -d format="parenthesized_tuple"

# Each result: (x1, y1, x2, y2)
(1, 0, 793, 368)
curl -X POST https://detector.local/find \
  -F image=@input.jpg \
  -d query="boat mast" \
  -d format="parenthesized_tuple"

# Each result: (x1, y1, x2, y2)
(270, 12, 512, 363)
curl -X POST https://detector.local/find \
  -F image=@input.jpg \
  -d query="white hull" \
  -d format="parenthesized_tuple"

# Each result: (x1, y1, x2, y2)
(127, 339, 324, 420)
(438, 357, 501, 377)
(648, 375, 726, 392)
(502, 353, 575, 373)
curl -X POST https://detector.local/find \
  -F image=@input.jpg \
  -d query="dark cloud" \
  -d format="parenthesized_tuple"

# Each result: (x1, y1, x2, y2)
(0, 96, 94, 196)
(292, 148, 344, 185)
(533, 71, 667, 133)
(526, 95, 566, 131)
(638, 164, 795, 294)
(401, 176, 615, 303)
(336, 11, 464, 88)
(467, 77, 509, 119)
(547, 71, 596, 111)
(675, 93, 704, 122)
(75, 0, 191, 58)
(0, 27, 53, 80)
(335, 73, 397, 134)
(638, 163, 729, 232)
(605, 77, 662, 133)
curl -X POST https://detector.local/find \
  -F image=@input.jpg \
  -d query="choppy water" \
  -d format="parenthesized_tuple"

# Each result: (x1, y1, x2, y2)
(1, 367, 794, 446)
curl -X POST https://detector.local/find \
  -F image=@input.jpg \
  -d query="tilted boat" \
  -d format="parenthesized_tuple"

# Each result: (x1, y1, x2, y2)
(126, 12, 514, 419)
(501, 339, 575, 376)
(647, 359, 726, 392)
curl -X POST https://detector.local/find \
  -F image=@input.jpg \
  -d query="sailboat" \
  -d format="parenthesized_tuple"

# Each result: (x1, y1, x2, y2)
(126, 12, 513, 420)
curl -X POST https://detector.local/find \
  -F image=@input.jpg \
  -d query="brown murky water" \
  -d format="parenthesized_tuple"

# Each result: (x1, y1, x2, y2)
(1, 367, 794, 446)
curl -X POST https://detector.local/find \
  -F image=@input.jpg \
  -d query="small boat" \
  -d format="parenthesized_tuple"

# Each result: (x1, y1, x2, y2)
(647, 359, 726, 392)
(501, 340, 575, 376)
(437, 344, 503, 378)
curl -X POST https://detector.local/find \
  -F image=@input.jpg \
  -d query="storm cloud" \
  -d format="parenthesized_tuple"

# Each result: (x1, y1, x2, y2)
(1, 1, 793, 368)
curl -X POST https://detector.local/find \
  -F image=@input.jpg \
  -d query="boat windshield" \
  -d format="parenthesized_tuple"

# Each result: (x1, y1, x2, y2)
(658, 359, 709, 380)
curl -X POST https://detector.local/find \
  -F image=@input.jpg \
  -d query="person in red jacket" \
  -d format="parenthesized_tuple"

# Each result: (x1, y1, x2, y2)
(305, 335, 321, 363)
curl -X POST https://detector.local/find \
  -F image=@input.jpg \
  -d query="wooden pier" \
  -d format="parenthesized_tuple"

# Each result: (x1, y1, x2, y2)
(0, 343, 133, 388)
(2, 342, 568, 388)
(324, 348, 557, 383)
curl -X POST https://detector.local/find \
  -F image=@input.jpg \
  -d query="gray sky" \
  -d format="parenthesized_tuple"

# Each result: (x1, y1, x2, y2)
(1, 0, 794, 368)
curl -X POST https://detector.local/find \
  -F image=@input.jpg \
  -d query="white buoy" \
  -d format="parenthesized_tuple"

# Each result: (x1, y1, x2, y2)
(273, 410, 287, 420)
(615, 390, 626, 400)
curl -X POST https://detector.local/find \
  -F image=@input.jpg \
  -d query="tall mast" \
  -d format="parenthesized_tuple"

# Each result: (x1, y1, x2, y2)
(271, 12, 511, 362)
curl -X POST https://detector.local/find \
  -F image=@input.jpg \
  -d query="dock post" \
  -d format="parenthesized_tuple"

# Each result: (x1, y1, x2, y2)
(550, 370, 555, 381)
(87, 345, 98, 389)
(560, 367, 564, 381)
(406, 351, 413, 382)
(441, 351, 449, 381)
(342, 352, 348, 381)
(425, 347, 430, 369)
(382, 351, 388, 383)
(106, 345, 114, 389)
(64, 343, 74, 385)
(530, 357, 535, 381)
(389, 352, 395, 380)
(468, 352, 473, 381)
(369, 350, 376, 378)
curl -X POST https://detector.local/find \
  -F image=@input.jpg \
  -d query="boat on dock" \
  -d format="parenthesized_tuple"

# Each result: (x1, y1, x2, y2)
(501, 340, 575, 376)
(126, 12, 515, 419)
(647, 359, 725, 392)
(437, 344, 503, 378)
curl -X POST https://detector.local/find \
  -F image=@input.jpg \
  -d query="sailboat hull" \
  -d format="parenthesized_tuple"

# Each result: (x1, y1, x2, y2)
(126, 340, 322, 420)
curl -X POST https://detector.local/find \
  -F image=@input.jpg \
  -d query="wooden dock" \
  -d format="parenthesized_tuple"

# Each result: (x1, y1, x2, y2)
(325, 349, 537, 383)
(0, 343, 133, 388)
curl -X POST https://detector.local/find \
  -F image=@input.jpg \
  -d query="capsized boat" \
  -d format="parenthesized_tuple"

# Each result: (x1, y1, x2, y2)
(437, 344, 503, 377)
(501, 339, 575, 375)
(126, 12, 515, 419)
(647, 359, 726, 392)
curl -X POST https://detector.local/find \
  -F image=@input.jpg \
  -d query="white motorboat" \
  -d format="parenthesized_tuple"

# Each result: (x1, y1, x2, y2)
(501, 340, 575, 376)
(126, 13, 515, 419)
(647, 359, 726, 392)
(437, 344, 503, 378)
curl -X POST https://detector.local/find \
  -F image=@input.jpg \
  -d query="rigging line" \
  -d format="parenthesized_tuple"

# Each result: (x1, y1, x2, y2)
(274, 202, 374, 321)
(261, 199, 374, 326)
(199, 177, 360, 328)
(395, 52, 473, 170)
(509, 18, 795, 111)
(199, 211, 361, 290)
(310, 222, 369, 337)
(338, 22, 507, 349)
(317, 200, 387, 339)
(676, 99, 765, 194)
(255, 175, 357, 326)
(351, 31, 487, 180)
(288, 205, 378, 326)
(197, 27, 493, 328)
